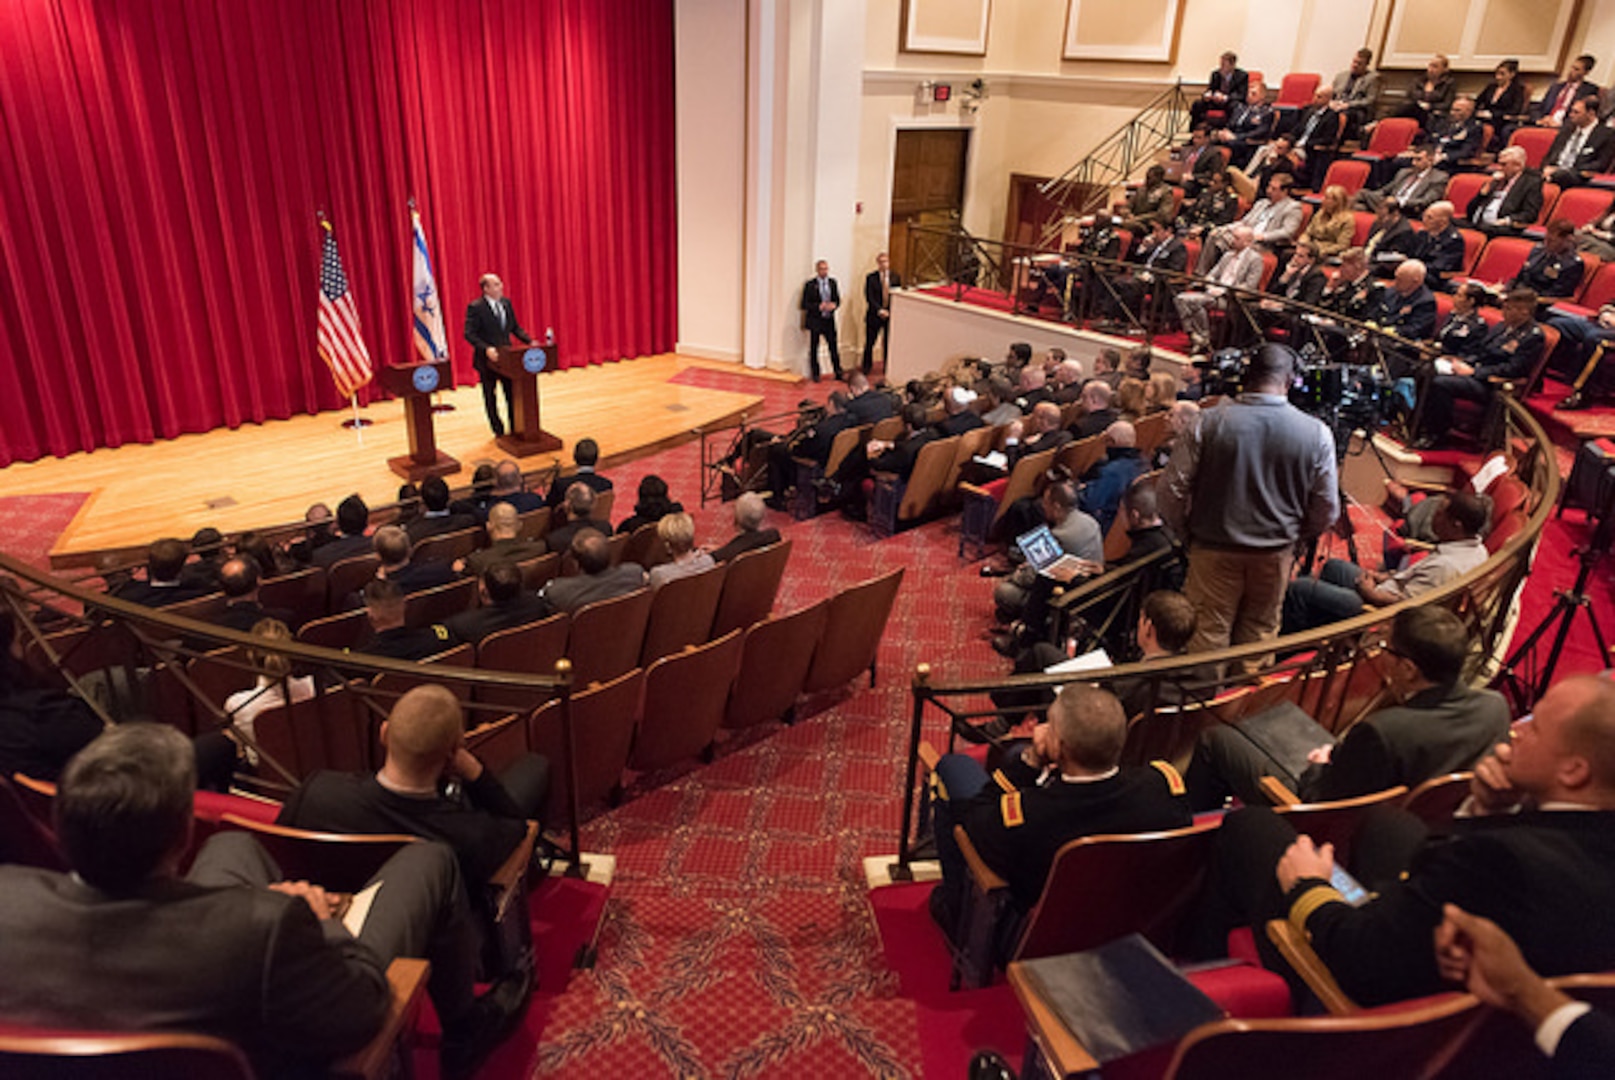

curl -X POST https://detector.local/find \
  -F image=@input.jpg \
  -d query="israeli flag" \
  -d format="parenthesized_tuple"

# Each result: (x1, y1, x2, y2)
(410, 209, 448, 363)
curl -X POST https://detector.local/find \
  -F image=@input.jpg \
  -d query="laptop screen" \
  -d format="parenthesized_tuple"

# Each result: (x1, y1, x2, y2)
(1016, 524, 1064, 570)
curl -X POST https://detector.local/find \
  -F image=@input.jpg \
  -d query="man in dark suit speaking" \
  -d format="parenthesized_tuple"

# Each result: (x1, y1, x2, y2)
(800, 260, 842, 382)
(862, 252, 901, 375)
(463, 273, 534, 437)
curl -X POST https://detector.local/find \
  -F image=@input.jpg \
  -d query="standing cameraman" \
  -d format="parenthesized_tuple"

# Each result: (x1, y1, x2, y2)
(1159, 345, 1338, 672)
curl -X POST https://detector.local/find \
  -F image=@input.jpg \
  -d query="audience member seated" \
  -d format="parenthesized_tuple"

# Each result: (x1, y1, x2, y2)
(762, 392, 853, 511)
(1409, 201, 1467, 290)
(1367, 259, 1437, 343)
(1281, 490, 1488, 634)
(833, 403, 939, 521)
(710, 493, 781, 564)
(449, 463, 499, 522)
(1190, 606, 1510, 810)
(110, 538, 215, 608)
(647, 513, 714, 589)
(1197, 175, 1303, 275)
(1475, 60, 1528, 148)
(180, 528, 227, 592)
(544, 484, 611, 555)
(1077, 421, 1146, 536)
(490, 460, 544, 514)
(1435, 281, 1491, 355)
(1114, 377, 1148, 422)
(286, 502, 335, 566)
(0, 723, 524, 1077)
(1178, 225, 1265, 354)
(990, 479, 1103, 630)
(937, 383, 988, 436)
(541, 533, 646, 614)
(236, 530, 296, 581)
(1175, 124, 1230, 201)
(1261, 241, 1328, 323)
(312, 494, 372, 568)
(1419, 289, 1545, 444)
(1468, 147, 1546, 236)
(964, 403, 1070, 489)
(445, 562, 553, 645)
(1089, 347, 1126, 391)
(1364, 198, 1419, 275)
(1353, 146, 1448, 215)
(213, 557, 296, 633)
(1213, 82, 1277, 168)
(979, 376, 1024, 425)
(1510, 220, 1587, 302)
(359, 579, 457, 661)
(927, 684, 1191, 940)
(407, 477, 479, 544)
(1383, 53, 1456, 130)
(371, 524, 456, 596)
(460, 502, 546, 578)
(1548, 296, 1615, 411)
(1179, 169, 1240, 237)
(1102, 219, 1188, 325)
(1289, 86, 1342, 191)
(1232, 134, 1302, 204)
(615, 474, 683, 536)
(1069, 379, 1120, 439)
(1151, 401, 1200, 467)
(844, 370, 897, 424)
(1545, 98, 1615, 187)
(1573, 201, 1615, 261)
(1329, 47, 1383, 140)
(1190, 51, 1249, 129)
(1303, 186, 1355, 260)
(1426, 95, 1484, 170)
(222, 618, 316, 768)
(0, 607, 103, 782)
(544, 437, 612, 509)
(1111, 164, 1176, 237)
(280, 684, 547, 884)
(1532, 54, 1601, 129)
(1212, 674, 1615, 1007)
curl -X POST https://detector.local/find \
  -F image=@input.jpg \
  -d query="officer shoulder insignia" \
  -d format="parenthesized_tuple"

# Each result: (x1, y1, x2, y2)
(992, 768, 1016, 793)
(1150, 760, 1187, 795)
(433, 624, 450, 640)
(1001, 792, 1025, 828)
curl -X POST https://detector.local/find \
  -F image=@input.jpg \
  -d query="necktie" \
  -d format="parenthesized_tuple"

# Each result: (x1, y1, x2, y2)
(1398, 171, 1423, 200)
(1561, 128, 1587, 169)
(881, 273, 890, 307)
(1555, 83, 1576, 119)
(492, 298, 505, 328)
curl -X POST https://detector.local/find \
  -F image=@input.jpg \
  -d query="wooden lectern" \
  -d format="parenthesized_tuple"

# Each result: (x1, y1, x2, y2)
(490, 340, 563, 457)
(380, 360, 461, 482)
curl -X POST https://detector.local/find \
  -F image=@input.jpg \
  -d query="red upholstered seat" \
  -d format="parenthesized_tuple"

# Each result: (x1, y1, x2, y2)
(1316, 159, 1369, 196)
(1505, 126, 1556, 169)
(1445, 174, 1489, 223)
(1550, 260, 1615, 318)
(1465, 237, 1533, 286)
(1274, 73, 1320, 108)
(1351, 118, 1419, 163)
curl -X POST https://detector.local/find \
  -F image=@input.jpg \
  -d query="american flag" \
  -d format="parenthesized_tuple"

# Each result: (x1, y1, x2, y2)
(316, 219, 373, 399)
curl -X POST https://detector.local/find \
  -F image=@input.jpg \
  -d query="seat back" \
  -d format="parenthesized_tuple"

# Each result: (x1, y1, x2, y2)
(0, 1030, 255, 1080)
(1549, 185, 1614, 229)
(1275, 72, 1320, 108)
(1132, 414, 1171, 457)
(1015, 820, 1222, 962)
(1575, 260, 1615, 311)
(989, 447, 1059, 530)
(516, 551, 562, 593)
(945, 424, 999, 496)
(295, 608, 369, 651)
(870, 416, 905, 442)
(629, 631, 744, 772)
(1533, 182, 1562, 228)
(897, 434, 960, 521)
(1402, 772, 1473, 828)
(566, 587, 653, 688)
(0, 775, 67, 871)
(528, 668, 643, 821)
(1456, 228, 1487, 273)
(1056, 435, 1107, 485)
(619, 521, 668, 570)
(1350, 210, 1375, 246)
(1256, 249, 1279, 290)
(1318, 159, 1370, 196)
(371, 643, 476, 708)
(187, 646, 259, 714)
(1272, 785, 1409, 867)
(325, 553, 380, 608)
(411, 526, 483, 566)
(515, 507, 552, 542)
(1446, 174, 1489, 222)
(712, 539, 792, 638)
(1468, 237, 1534, 286)
(464, 712, 529, 774)
(217, 813, 416, 894)
(23, 624, 140, 687)
(724, 600, 830, 729)
(1505, 125, 1556, 169)
(403, 577, 478, 627)
(1485, 508, 1528, 554)
(823, 424, 869, 478)
(474, 613, 570, 715)
(803, 567, 904, 693)
(640, 562, 729, 665)
(1359, 117, 1419, 158)
(257, 566, 326, 629)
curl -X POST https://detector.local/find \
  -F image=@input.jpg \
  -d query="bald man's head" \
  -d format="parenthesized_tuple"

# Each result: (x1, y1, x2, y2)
(383, 685, 463, 774)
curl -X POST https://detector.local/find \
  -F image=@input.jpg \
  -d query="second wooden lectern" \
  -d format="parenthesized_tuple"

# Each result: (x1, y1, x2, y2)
(380, 360, 460, 482)
(490, 341, 563, 457)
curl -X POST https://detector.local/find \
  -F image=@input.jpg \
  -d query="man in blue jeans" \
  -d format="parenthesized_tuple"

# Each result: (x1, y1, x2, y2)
(928, 684, 1190, 941)
(1280, 492, 1489, 635)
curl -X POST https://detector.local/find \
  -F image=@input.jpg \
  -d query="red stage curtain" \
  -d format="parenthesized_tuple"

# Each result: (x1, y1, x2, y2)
(0, 0, 676, 466)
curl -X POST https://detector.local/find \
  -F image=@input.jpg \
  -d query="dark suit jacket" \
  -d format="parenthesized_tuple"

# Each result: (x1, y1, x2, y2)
(1186, 144, 1230, 185)
(1545, 123, 1615, 181)
(1370, 285, 1438, 340)
(1462, 321, 1547, 381)
(1532, 79, 1603, 122)
(1366, 217, 1418, 265)
(462, 295, 533, 375)
(795, 412, 857, 465)
(215, 600, 298, 634)
(1203, 67, 1248, 105)
(1290, 105, 1340, 151)
(0, 865, 389, 1075)
(544, 468, 613, 509)
(935, 410, 985, 438)
(1467, 170, 1546, 229)
(312, 533, 372, 569)
(1291, 811, 1615, 1006)
(1411, 225, 1467, 278)
(383, 559, 457, 596)
(543, 516, 610, 557)
(1515, 246, 1586, 299)
(1269, 265, 1327, 305)
(490, 490, 545, 515)
(542, 563, 645, 613)
(864, 269, 901, 324)
(869, 431, 934, 480)
(406, 510, 479, 545)
(845, 390, 896, 425)
(1375, 166, 1449, 214)
(710, 528, 782, 564)
(1558, 1009, 1615, 1080)
(444, 593, 554, 645)
(1297, 683, 1510, 802)
(109, 578, 212, 609)
(800, 276, 841, 329)
(1429, 115, 1483, 165)
(1134, 236, 1189, 272)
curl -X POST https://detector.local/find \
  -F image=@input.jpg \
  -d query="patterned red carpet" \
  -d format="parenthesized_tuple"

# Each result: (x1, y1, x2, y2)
(4, 363, 1615, 1078)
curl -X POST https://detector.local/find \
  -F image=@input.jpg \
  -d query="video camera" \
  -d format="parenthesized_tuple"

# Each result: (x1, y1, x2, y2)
(1193, 343, 1399, 454)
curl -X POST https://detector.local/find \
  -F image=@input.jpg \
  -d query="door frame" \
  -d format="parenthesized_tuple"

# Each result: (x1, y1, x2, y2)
(879, 117, 978, 265)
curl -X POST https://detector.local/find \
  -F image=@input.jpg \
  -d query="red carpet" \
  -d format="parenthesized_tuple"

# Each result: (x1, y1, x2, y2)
(5, 358, 1614, 1078)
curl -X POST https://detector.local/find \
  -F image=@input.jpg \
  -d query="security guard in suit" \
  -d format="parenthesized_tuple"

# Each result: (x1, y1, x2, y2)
(927, 684, 1192, 939)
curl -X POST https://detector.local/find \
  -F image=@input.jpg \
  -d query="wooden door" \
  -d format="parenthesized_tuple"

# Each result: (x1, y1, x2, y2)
(889, 129, 970, 282)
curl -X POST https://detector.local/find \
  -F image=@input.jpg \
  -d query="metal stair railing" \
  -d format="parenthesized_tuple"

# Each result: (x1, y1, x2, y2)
(1036, 80, 1196, 248)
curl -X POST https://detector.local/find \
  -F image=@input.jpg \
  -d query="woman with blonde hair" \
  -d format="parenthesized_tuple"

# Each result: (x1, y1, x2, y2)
(222, 618, 316, 767)
(1304, 185, 1356, 259)
(1145, 371, 1179, 413)
(648, 512, 715, 589)
(1115, 377, 1149, 421)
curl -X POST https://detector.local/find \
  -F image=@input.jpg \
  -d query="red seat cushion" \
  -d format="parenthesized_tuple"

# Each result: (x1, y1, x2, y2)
(194, 790, 280, 824)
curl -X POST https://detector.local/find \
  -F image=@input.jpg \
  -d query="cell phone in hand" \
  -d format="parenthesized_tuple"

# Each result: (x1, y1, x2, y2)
(1330, 864, 1370, 906)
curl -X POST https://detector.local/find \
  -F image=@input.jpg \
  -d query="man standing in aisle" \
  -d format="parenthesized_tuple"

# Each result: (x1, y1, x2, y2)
(862, 253, 901, 375)
(801, 260, 842, 382)
(464, 273, 534, 438)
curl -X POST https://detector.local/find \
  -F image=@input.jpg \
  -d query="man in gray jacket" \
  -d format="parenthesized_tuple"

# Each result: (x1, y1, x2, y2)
(1330, 48, 1383, 139)
(542, 532, 646, 613)
(1176, 225, 1265, 353)
(1196, 174, 1303, 274)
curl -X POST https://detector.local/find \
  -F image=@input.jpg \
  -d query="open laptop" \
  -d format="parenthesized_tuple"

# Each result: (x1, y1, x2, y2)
(1016, 523, 1090, 583)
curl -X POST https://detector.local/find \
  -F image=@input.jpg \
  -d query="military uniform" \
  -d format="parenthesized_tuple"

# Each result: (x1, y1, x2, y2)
(1428, 115, 1482, 167)
(1434, 310, 1486, 354)
(1367, 284, 1437, 341)
(1514, 244, 1586, 301)
(933, 749, 1191, 912)
(1410, 226, 1466, 287)
(1423, 319, 1546, 434)
(359, 623, 459, 662)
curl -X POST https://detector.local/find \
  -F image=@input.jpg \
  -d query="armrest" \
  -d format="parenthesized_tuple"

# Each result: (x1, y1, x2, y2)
(1259, 775, 1302, 807)
(954, 825, 1009, 894)
(1265, 919, 1359, 1015)
(958, 482, 996, 500)
(870, 470, 900, 486)
(332, 957, 431, 1080)
(487, 821, 540, 921)
(917, 740, 942, 774)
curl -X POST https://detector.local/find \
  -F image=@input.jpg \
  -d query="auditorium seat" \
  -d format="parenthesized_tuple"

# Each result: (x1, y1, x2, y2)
(515, 507, 552, 542)
(252, 685, 374, 781)
(464, 712, 529, 775)
(628, 631, 743, 772)
(711, 539, 791, 638)
(1262, 782, 1409, 869)
(515, 551, 562, 593)
(723, 600, 829, 730)
(565, 587, 653, 688)
(411, 526, 484, 567)
(870, 434, 959, 538)
(1445, 174, 1489, 223)
(1350, 118, 1419, 168)
(257, 566, 326, 629)
(473, 613, 569, 716)
(802, 567, 904, 693)
(295, 608, 369, 651)
(1273, 72, 1320, 111)
(1464, 236, 1533, 287)
(1549, 260, 1615, 319)
(950, 819, 1221, 989)
(217, 813, 417, 893)
(1401, 771, 1472, 830)
(1527, 185, 1612, 237)
(372, 642, 475, 712)
(619, 521, 668, 570)
(943, 426, 1000, 501)
(639, 562, 727, 665)
(1504, 125, 1556, 169)
(794, 425, 870, 520)
(958, 447, 1058, 557)
(1533, 182, 1562, 228)
(528, 668, 642, 820)
(325, 554, 381, 609)
(1456, 228, 1487, 274)
(401, 577, 477, 627)
(1056, 432, 1107, 480)
(1132, 414, 1170, 458)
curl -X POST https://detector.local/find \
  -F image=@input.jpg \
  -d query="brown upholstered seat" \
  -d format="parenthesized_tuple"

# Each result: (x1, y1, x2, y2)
(640, 563, 728, 665)
(324, 554, 381, 608)
(370, 643, 476, 709)
(629, 631, 743, 772)
(473, 614, 570, 716)
(295, 608, 369, 651)
(401, 577, 477, 627)
(464, 712, 530, 774)
(619, 521, 668, 570)
(870, 435, 959, 537)
(515, 507, 552, 542)
(528, 668, 643, 821)
(257, 566, 327, 629)
(711, 539, 791, 638)
(802, 567, 903, 693)
(216, 813, 417, 893)
(410, 526, 483, 566)
(0, 775, 66, 871)
(724, 600, 829, 729)
(565, 587, 653, 688)
(515, 551, 562, 593)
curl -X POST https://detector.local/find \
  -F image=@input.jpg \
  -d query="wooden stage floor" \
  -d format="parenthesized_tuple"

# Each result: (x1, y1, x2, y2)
(2, 355, 788, 567)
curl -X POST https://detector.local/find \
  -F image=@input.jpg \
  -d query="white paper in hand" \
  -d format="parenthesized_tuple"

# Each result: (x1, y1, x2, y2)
(343, 881, 382, 938)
